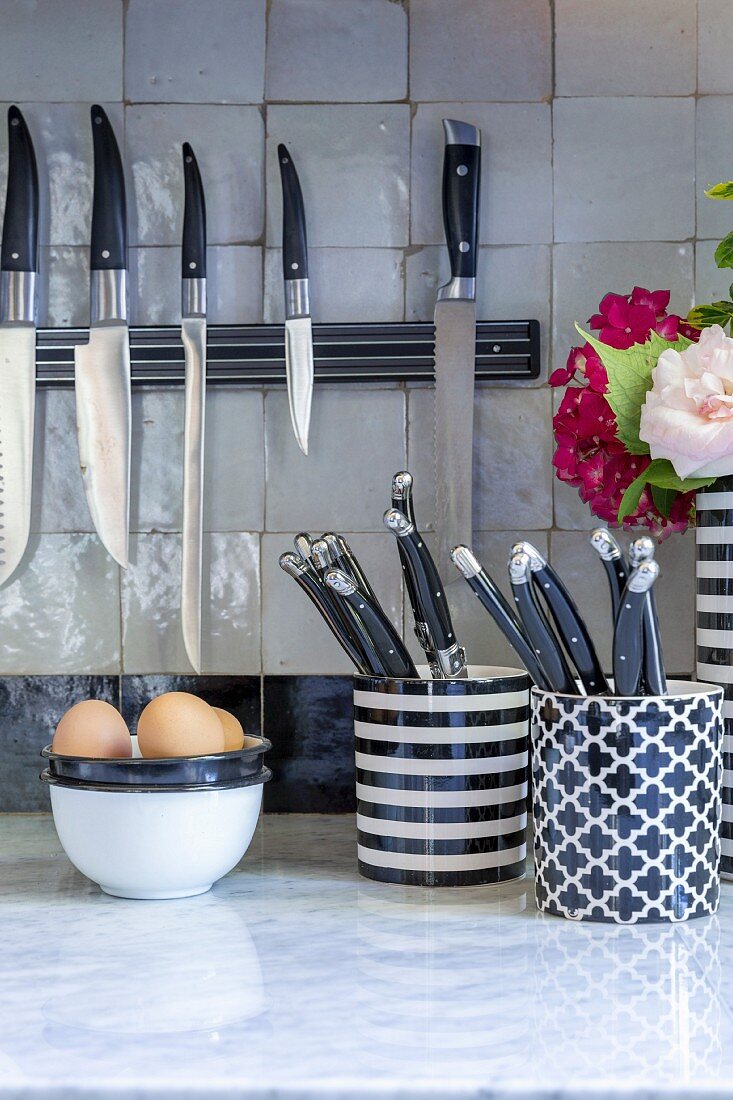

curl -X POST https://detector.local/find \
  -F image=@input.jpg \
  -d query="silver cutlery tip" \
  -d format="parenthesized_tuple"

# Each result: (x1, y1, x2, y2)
(383, 507, 411, 536)
(629, 534, 656, 565)
(450, 545, 481, 579)
(589, 528, 622, 561)
(626, 559, 659, 593)
(391, 471, 413, 498)
(508, 551, 531, 584)
(512, 540, 545, 572)
(325, 569, 356, 595)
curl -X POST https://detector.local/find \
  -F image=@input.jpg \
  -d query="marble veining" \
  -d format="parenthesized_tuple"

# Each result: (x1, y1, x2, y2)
(1, 813, 733, 1098)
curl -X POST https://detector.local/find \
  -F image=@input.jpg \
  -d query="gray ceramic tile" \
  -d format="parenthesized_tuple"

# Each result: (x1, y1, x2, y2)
(265, 105, 410, 247)
(43, 247, 89, 327)
(549, 530, 695, 678)
(264, 248, 403, 323)
(122, 532, 260, 674)
(0, 535, 120, 674)
(264, 388, 405, 532)
(130, 246, 263, 324)
(125, 0, 265, 104)
(556, 0, 696, 96)
(699, 0, 733, 94)
(125, 105, 264, 246)
(31, 389, 92, 534)
(0, 1, 122, 101)
(130, 387, 265, 533)
(552, 242, 694, 373)
(695, 239, 731, 306)
(266, 0, 407, 103)
(407, 386, 554, 532)
(409, 0, 551, 102)
(410, 103, 552, 246)
(261, 533, 402, 674)
(697, 97, 733, 239)
(554, 98, 695, 243)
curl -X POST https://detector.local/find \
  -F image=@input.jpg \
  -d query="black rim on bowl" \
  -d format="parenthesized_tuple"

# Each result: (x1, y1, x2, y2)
(40, 766, 272, 795)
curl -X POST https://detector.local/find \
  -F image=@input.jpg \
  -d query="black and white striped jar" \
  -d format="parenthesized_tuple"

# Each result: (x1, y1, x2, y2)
(697, 476, 733, 879)
(353, 665, 530, 887)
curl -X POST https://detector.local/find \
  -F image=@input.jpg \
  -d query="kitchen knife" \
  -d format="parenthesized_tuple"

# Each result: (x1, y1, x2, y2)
(74, 106, 131, 568)
(279, 552, 368, 673)
(325, 568, 418, 679)
(310, 537, 375, 672)
(331, 533, 380, 607)
(589, 528, 628, 622)
(278, 144, 313, 456)
(508, 551, 576, 694)
(514, 541, 608, 695)
(0, 107, 38, 587)
(612, 560, 660, 696)
(383, 507, 466, 678)
(451, 545, 551, 689)
(628, 535, 667, 696)
(434, 118, 481, 581)
(180, 143, 207, 673)
(391, 471, 436, 665)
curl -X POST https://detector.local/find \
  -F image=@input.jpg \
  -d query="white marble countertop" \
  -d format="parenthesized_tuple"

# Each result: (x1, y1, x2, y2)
(1, 813, 732, 1099)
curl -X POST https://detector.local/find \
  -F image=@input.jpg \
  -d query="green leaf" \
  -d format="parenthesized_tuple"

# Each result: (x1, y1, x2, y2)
(616, 459, 717, 523)
(651, 484, 674, 517)
(715, 232, 733, 269)
(705, 181, 733, 199)
(686, 302, 733, 329)
(618, 469, 649, 522)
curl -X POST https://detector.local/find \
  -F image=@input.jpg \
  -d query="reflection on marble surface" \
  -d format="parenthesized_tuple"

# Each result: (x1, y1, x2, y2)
(1, 814, 732, 1098)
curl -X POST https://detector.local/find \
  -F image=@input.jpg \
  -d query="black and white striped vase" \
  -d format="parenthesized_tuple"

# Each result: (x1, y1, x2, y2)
(697, 476, 733, 879)
(353, 665, 530, 887)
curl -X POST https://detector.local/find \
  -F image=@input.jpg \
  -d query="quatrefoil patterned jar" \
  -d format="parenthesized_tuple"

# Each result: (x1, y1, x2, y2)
(531, 682, 723, 924)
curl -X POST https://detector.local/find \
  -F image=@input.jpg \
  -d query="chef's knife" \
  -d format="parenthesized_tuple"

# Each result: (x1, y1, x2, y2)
(383, 507, 466, 678)
(508, 551, 575, 694)
(74, 106, 131, 568)
(278, 143, 313, 456)
(628, 535, 667, 696)
(612, 560, 660, 696)
(325, 568, 418, 679)
(434, 119, 480, 581)
(180, 143, 207, 673)
(0, 107, 38, 587)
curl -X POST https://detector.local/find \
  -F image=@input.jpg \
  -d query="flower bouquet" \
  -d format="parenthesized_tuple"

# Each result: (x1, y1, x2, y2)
(552, 180, 733, 539)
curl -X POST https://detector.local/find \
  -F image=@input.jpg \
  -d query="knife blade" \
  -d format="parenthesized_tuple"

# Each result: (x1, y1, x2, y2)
(434, 118, 481, 581)
(180, 143, 207, 673)
(0, 106, 38, 587)
(278, 143, 313, 456)
(74, 106, 131, 568)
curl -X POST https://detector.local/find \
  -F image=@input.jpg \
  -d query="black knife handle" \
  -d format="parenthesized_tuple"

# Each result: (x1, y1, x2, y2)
(279, 554, 368, 674)
(90, 105, 126, 272)
(441, 120, 480, 282)
(1, 107, 38, 274)
(394, 525, 457, 655)
(182, 143, 206, 279)
(466, 572, 551, 690)
(278, 144, 308, 282)
(642, 592, 667, 695)
(326, 572, 418, 679)
(509, 557, 576, 695)
(613, 594, 646, 696)
(533, 564, 609, 695)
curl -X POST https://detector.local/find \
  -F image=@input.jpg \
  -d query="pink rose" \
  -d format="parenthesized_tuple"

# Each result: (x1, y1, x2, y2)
(639, 324, 733, 478)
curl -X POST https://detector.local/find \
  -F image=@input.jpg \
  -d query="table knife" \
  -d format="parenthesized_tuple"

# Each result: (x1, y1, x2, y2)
(278, 143, 313, 456)
(515, 540, 608, 695)
(628, 535, 667, 696)
(391, 471, 436, 664)
(0, 106, 38, 587)
(180, 143, 207, 673)
(74, 106, 131, 568)
(589, 528, 628, 621)
(508, 551, 576, 694)
(325, 568, 418, 679)
(434, 118, 480, 580)
(613, 560, 660, 696)
(310, 537, 374, 672)
(383, 507, 466, 678)
(451, 545, 550, 689)
(279, 552, 368, 673)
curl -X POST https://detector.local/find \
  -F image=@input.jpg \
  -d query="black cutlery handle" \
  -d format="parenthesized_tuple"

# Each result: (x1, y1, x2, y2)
(441, 119, 480, 282)
(182, 143, 206, 279)
(534, 564, 608, 695)
(642, 592, 667, 695)
(468, 573, 551, 690)
(327, 573, 417, 679)
(613, 594, 646, 696)
(397, 527, 457, 655)
(278, 143, 308, 282)
(90, 105, 126, 272)
(509, 561, 576, 694)
(280, 555, 368, 674)
(1, 106, 38, 273)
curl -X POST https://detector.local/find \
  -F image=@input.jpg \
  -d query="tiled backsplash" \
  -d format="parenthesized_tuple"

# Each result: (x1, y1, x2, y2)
(0, 1, 725, 798)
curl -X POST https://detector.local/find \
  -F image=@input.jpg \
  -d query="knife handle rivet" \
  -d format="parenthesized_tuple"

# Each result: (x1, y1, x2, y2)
(101, 250, 110, 259)
(10, 252, 18, 260)
(291, 262, 299, 271)
(456, 165, 468, 176)
(185, 155, 192, 164)
(189, 261, 197, 270)
(10, 118, 18, 127)
(459, 241, 470, 253)
(94, 116, 102, 124)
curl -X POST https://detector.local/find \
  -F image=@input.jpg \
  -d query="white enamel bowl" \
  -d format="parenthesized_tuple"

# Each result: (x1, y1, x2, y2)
(42, 769, 270, 900)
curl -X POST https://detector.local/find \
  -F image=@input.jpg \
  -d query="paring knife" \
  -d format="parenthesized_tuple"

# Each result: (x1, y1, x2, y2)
(391, 471, 436, 664)
(180, 143, 207, 673)
(451, 545, 551, 689)
(325, 569, 418, 679)
(383, 507, 466, 678)
(515, 541, 609, 695)
(74, 106, 131, 568)
(589, 528, 628, 622)
(434, 118, 481, 581)
(0, 107, 38, 587)
(508, 551, 576, 694)
(279, 552, 368, 674)
(278, 144, 313, 455)
(628, 535, 667, 696)
(612, 560, 660, 696)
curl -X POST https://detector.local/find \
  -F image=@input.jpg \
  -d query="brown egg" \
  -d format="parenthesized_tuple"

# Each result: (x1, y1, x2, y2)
(137, 692, 226, 758)
(212, 708, 245, 751)
(53, 700, 132, 759)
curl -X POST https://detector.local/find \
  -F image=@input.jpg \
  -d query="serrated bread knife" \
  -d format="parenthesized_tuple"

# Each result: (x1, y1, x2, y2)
(278, 143, 313, 455)
(0, 107, 38, 586)
(74, 106, 131, 568)
(180, 143, 207, 673)
(434, 118, 480, 581)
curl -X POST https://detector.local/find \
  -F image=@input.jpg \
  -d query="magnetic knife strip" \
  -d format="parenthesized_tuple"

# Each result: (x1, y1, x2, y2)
(35, 319, 540, 386)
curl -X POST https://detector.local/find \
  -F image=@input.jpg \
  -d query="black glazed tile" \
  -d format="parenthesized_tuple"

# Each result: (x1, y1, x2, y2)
(120, 675, 262, 738)
(0, 675, 119, 812)
(263, 675, 354, 812)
